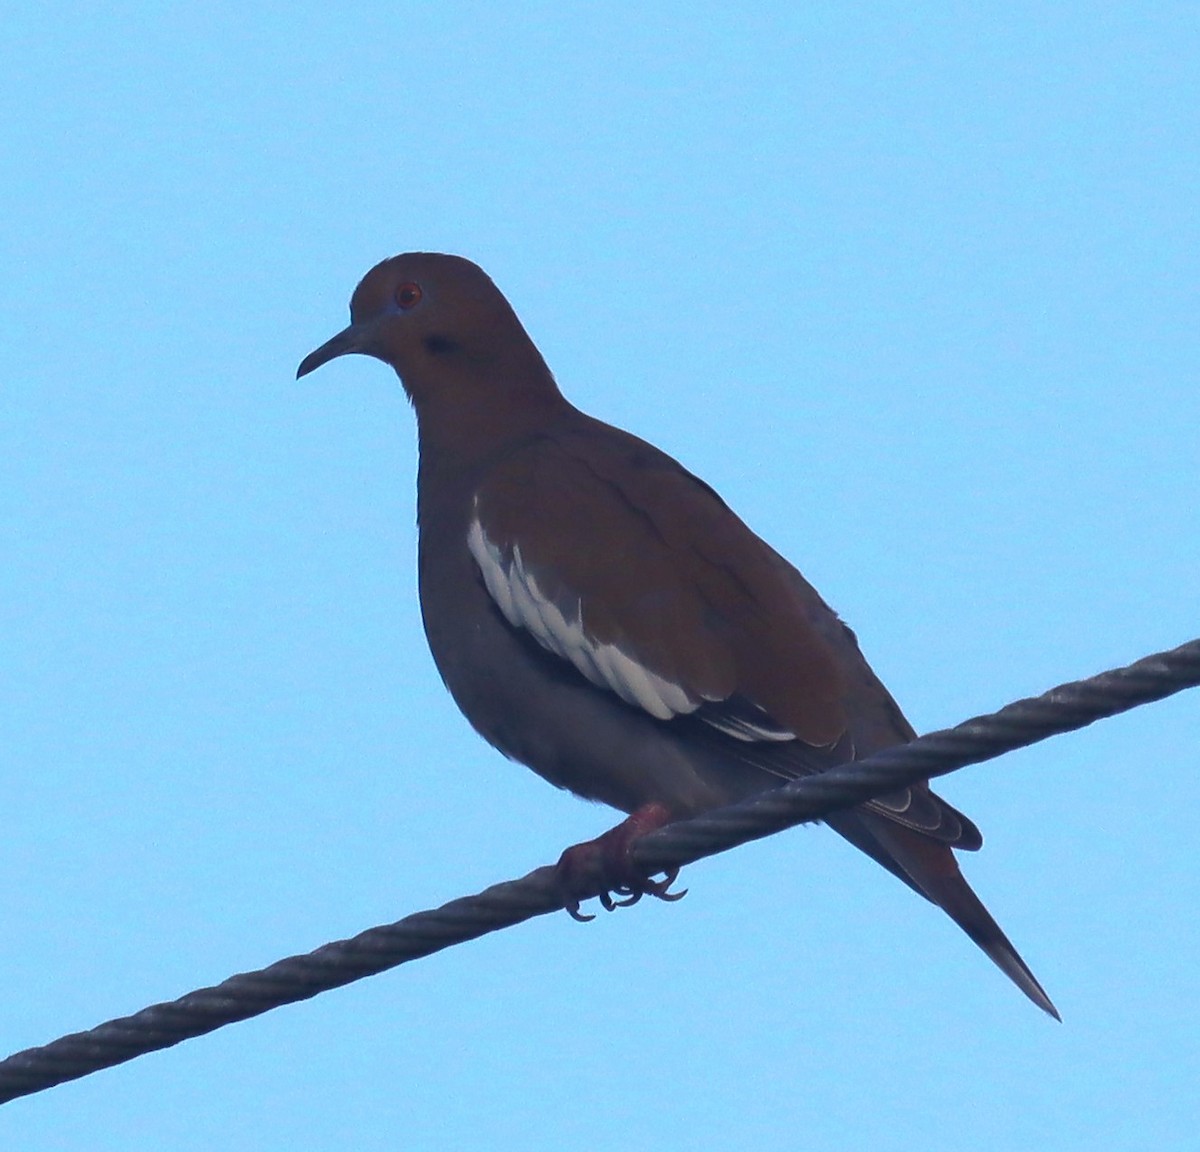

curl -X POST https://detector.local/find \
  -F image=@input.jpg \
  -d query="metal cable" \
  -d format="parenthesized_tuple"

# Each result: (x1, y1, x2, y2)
(1, 637, 1197, 1106)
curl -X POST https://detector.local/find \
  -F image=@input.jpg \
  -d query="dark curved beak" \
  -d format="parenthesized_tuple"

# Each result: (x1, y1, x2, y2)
(296, 324, 362, 379)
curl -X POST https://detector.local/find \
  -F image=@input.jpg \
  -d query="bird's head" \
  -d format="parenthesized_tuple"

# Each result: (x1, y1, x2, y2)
(297, 253, 560, 419)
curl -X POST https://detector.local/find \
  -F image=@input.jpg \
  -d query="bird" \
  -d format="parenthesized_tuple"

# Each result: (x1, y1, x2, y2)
(297, 251, 1058, 1018)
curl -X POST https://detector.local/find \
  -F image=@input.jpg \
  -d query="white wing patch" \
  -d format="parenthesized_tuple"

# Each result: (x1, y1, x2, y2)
(467, 515, 699, 722)
(467, 512, 800, 746)
(702, 710, 796, 743)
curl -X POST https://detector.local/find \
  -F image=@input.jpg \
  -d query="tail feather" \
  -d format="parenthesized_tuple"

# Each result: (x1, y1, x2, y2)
(826, 809, 1059, 1020)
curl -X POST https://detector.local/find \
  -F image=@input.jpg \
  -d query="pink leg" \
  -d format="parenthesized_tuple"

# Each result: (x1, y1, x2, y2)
(555, 802, 688, 922)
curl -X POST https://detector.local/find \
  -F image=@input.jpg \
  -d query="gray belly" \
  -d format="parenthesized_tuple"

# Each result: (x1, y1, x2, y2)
(417, 535, 766, 818)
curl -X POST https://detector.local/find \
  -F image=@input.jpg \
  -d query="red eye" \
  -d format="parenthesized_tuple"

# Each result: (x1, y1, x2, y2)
(395, 282, 423, 310)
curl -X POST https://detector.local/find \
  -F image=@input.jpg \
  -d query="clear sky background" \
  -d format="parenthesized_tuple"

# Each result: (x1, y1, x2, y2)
(2, 4, 1197, 1149)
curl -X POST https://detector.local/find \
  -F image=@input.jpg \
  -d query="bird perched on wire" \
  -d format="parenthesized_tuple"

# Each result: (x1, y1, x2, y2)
(298, 252, 1057, 1018)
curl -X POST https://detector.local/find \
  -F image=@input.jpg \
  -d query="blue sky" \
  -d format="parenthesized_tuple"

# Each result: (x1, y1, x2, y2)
(2, 4, 1198, 1148)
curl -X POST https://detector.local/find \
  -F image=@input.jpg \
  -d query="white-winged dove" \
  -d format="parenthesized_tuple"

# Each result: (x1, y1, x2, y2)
(298, 252, 1058, 1018)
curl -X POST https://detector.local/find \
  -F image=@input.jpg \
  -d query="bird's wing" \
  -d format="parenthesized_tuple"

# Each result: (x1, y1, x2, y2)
(470, 420, 976, 848)
(471, 425, 840, 739)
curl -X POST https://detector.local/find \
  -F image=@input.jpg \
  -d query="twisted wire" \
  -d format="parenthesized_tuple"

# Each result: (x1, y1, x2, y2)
(1, 637, 1196, 1106)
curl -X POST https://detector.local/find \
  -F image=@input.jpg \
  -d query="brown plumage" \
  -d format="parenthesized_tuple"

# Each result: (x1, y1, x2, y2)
(298, 252, 1058, 1018)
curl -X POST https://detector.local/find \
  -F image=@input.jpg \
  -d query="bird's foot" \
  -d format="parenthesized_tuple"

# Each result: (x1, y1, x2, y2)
(555, 802, 688, 922)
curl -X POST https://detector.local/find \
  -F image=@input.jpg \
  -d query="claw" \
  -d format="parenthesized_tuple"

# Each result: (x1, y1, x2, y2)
(643, 868, 687, 903)
(564, 900, 596, 923)
(554, 803, 686, 919)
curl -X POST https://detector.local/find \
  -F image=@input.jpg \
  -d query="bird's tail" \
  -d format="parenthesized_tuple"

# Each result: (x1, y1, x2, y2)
(826, 810, 1060, 1019)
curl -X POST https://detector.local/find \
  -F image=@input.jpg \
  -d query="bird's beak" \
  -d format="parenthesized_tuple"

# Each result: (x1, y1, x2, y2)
(296, 324, 364, 379)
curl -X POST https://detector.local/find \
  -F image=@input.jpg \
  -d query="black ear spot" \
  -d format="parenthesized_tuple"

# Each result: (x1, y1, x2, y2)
(423, 334, 460, 355)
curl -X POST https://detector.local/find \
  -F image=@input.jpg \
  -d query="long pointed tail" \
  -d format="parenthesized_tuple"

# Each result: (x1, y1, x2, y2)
(827, 810, 1059, 1019)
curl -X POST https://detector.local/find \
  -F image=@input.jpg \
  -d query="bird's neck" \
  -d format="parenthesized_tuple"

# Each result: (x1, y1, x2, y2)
(408, 358, 576, 477)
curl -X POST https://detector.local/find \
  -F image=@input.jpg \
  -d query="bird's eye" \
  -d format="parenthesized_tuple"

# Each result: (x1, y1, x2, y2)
(395, 283, 423, 310)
